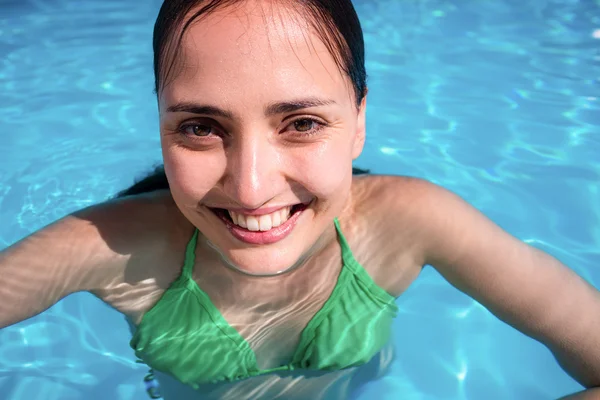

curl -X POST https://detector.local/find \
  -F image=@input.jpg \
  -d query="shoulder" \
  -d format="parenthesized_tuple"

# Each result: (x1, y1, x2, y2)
(81, 189, 193, 271)
(345, 175, 499, 294)
(75, 189, 192, 248)
(76, 190, 195, 317)
(349, 174, 505, 262)
(340, 175, 442, 295)
(347, 174, 447, 240)
(349, 173, 478, 233)
(49, 189, 192, 293)
(349, 174, 532, 293)
(349, 174, 435, 213)
(14, 189, 188, 256)
(0, 189, 194, 324)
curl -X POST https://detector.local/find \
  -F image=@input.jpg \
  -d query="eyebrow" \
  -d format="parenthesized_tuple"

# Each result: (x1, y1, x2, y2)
(264, 98, 336, 116)
(166, 103, 234, 119)
(166, 97, 336, 119)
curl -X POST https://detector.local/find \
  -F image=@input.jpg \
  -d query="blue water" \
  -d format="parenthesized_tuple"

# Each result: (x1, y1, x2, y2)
(1, 0, 599, 399)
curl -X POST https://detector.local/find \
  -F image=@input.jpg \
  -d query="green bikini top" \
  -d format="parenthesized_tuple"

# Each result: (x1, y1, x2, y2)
(130, 218, 398, 387)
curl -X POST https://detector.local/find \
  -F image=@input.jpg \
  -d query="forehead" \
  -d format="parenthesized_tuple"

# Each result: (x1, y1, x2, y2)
(159, 2, 350, 108)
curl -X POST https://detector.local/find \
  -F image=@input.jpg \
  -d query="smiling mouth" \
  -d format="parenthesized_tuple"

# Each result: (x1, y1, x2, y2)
(205, 202, 309, 245)
(209, 203, 308, 231)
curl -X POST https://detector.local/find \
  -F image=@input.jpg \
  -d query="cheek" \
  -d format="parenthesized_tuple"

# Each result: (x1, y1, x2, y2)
(162, 144, 225, 203)
(290, 138, 354, 200)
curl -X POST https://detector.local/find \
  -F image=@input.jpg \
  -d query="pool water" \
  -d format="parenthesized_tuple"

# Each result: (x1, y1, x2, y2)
(1, 0, 599, 399)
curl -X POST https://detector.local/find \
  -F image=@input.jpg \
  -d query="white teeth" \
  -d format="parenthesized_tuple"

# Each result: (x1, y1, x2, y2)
(271, 211, 281, 227)
(228, 206, 293, 231)
(246, 216, 259, 231)
(258, 215, 272, 231)
(236, 214, 247, 228)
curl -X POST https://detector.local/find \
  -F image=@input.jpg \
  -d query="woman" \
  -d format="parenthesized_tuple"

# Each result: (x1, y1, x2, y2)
(1, 0, 599, 399)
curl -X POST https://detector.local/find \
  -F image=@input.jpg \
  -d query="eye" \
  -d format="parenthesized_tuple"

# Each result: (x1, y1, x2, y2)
(176, 119, 224, 140)
(181, 123, 213, 137)
(284, 117, 326, 135)
(293, 119, 316, 132)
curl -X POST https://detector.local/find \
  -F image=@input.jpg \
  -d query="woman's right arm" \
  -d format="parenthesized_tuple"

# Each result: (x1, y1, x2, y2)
(0, 194, 165, 329)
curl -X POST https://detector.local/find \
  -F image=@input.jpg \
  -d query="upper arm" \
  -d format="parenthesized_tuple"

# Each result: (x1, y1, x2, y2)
(393, 178, 600, 386)
(0, 191, 178, 329)
(0, 209, 114, 328)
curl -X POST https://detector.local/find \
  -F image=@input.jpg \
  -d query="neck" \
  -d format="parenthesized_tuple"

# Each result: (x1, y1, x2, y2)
(194, 222, 343, 309)
(211, 222, 338, 279)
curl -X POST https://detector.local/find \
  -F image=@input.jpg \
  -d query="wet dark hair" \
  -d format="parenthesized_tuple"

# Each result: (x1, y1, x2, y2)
(153, 0, 367, 105)
(117, 0, 369, 199)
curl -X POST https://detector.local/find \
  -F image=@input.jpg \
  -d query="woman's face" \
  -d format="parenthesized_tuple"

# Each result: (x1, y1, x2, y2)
(158, 2, 366, 275)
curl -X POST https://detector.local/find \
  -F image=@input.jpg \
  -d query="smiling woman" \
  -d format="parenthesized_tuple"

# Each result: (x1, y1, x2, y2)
(154, 1, 369, 278)
(1, 0, 600, 400)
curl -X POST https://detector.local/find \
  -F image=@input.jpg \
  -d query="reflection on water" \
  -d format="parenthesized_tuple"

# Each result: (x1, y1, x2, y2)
(0, 0, 598, 399)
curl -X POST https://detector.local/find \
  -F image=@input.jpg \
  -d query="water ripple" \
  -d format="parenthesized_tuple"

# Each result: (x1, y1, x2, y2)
(0, 0, 598, 399)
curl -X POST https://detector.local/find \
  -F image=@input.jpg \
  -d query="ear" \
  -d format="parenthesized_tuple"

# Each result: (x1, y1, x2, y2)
(352, 93, 367, 160)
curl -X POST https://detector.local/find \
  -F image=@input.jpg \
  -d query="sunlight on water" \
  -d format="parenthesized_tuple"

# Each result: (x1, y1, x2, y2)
(0, 0, 598, 399)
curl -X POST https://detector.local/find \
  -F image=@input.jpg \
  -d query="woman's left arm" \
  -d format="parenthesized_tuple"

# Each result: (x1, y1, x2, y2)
(559, 388, 600, 399)
(402, 179, 600, 389)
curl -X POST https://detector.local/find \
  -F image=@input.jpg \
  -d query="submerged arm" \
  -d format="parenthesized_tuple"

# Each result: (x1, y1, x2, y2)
(0, 212, 108, 328)
(394, 179, 600, 391)
(559, 388, 600, 399)
(0, 195, 157, 329)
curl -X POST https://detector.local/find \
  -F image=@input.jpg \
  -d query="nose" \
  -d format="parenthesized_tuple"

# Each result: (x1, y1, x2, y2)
(222, 133, 283, 209)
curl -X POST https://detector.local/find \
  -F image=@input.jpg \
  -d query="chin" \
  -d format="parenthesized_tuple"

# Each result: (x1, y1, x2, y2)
(205, 207, 322, 276)
(215, 242, 308, 276)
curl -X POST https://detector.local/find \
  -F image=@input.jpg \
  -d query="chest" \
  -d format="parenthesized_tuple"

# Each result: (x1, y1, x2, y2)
(110, 218, 418, 330)
(109, 214, 420, 383)
(195, 248, 344, 369)
(128, 250, 398, 387)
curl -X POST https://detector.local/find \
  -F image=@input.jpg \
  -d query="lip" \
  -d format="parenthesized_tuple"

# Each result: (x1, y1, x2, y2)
(208, 203, 309, 245)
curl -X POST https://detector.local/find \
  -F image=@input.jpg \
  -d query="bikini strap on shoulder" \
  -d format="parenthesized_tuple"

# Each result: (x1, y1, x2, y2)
(333, 217, 355, 264)
(182, 229, 199, 279)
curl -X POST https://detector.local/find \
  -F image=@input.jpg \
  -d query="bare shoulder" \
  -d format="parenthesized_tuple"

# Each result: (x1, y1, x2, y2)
(348, 174, 433, 214)
(0, 189, 192, 327)
(75, 190, 194, 318)
(72, 189, 191, 257)
(340, 175, 436, 296)
(345, 174, 437, 245)
(348, 174, 477, 250)
(343, 174, 502, 296)
(74, 189, 194, 289)
(4, 189, 188, 276)
(347, 174, 512, 268)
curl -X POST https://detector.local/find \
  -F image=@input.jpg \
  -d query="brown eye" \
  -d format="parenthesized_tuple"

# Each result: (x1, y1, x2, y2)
(293, 119, 315, 132)
(184, 123, 213, 137)
(282, 117, 326, 137)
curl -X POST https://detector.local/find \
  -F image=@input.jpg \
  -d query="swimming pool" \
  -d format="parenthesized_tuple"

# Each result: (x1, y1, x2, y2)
(1, 0, 598, 398)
